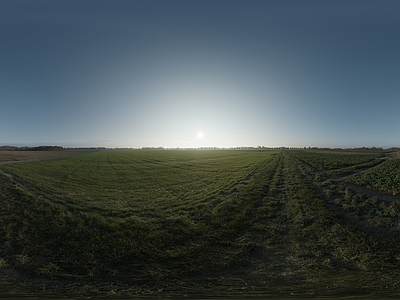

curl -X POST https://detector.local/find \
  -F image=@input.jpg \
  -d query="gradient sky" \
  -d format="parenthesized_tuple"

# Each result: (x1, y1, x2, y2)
(1, 0, 400, 148)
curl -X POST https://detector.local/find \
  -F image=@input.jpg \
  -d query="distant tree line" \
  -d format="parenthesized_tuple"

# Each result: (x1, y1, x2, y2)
(0, 145, 63, 151)
(64, 147, 106, 151)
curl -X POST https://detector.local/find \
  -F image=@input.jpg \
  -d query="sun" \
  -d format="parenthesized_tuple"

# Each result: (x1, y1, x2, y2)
(197, 131, 204, 138)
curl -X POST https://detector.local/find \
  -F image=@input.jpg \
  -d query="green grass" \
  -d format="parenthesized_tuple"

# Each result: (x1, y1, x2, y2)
(291, 150, 384, 171)
(349, 158, 400, 195)
(1, 149, 400, 297)
(2, 150, 268, 212)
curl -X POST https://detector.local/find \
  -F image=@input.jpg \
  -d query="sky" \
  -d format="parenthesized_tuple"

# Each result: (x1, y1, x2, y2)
(1, 0, 400, 149)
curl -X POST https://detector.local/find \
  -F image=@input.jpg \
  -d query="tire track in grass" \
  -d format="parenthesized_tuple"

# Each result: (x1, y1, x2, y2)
(280, 153, 345, 286)
(246, 152, 305, 287)
(149, 152, 278, 215)
(290, 153, 399, 203)
(187, 153, 279, 273)
(290, 152, 400, 238)
(268, 152, 305, 282)
(263, 153, 291, 272)
(285, 152, 400, 277)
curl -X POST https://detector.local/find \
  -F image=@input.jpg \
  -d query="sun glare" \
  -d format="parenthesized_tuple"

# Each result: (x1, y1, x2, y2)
(197, 131, 204, 138)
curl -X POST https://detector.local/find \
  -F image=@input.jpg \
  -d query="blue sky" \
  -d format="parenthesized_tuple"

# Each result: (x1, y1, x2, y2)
(1, 0, 399, 148)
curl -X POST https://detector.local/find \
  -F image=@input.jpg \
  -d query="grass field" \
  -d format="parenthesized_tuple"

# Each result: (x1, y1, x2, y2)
(1, 149, 400, 297)
(0, 150, 90, 163)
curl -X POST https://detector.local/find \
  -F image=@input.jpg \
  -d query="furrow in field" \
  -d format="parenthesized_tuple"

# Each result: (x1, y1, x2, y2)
(234, 152, 307, 287)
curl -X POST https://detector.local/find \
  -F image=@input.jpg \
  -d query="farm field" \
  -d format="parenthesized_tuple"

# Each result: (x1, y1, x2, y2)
(0, 150, 93, 164)
(349, 159, 400, 196)
(0, 149, 400, 298)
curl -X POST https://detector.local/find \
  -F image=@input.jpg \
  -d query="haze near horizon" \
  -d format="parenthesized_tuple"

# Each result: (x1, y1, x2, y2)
(1, 0, 399, 149)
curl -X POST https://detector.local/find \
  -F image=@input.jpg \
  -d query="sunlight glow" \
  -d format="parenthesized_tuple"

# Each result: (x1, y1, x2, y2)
(197, 131, 204, 138)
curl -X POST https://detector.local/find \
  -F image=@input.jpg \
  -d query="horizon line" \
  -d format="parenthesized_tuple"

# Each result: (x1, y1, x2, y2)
(0, 145, 398, 151)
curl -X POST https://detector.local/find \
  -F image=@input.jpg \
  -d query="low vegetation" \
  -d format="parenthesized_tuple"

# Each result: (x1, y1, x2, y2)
(0, 149, 88, 163)
(349, 158, 400, 195)
(0, 149, 399, 297)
